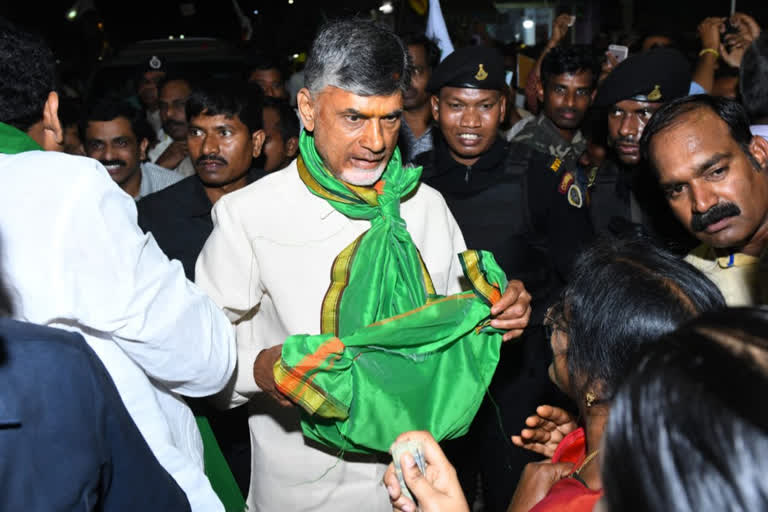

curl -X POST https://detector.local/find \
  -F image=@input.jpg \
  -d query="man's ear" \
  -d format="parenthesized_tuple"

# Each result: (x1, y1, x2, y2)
(251, 129, 266, 158)
(749, 135, 768, 171)
(139, 137, 149, 161)
(536, 80, 545, 104)
(41, 91, 64, 151)
(430, 95, 440, 122)
(297, 88, 315, 132)
(499, 93, 507, 123)
(286, 135, 299, 159)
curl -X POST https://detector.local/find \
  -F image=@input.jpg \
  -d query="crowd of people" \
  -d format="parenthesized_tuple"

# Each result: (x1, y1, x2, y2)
(1, 6, 768, 512)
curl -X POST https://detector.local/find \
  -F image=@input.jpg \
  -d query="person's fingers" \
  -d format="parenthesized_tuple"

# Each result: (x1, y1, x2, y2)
(524, 414, 545, 428)
(383, 464, 402, 501)
(538, 405, 573, 426)
(492, 298, 531, 325)
(401, 452, 436, 505)
(391, 494, 417, 512)
(522, 428, 553, 443)
(490, 281, 523, 315)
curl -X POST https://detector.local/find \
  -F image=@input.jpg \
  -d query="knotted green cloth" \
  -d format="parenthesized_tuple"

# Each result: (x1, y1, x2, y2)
(295, 130, 434, 337)
(274, 132, 506, 453)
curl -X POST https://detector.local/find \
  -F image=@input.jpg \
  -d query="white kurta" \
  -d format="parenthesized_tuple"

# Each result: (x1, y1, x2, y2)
(0, 150, 236, 511)
(196, 159, 467, 511)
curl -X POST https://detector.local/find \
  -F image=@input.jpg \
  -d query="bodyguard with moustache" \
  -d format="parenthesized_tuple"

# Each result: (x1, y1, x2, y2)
(590, 48, 697, 252)
(415, 46, 594, 511)
(641, 95, 768, 305)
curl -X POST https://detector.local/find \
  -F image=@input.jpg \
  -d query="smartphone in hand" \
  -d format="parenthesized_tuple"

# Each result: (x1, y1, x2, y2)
(607, 44, 628, 63)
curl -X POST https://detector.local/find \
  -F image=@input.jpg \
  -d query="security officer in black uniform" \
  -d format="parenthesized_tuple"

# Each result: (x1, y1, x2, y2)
(590, 47, 698, 254)
(415, 46, 594, 511)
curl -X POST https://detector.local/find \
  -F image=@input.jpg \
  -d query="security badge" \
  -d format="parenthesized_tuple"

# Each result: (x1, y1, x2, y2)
(475, 64, 488, 81)
(647, 84, 662, 101)
(558, 172, 584, 208)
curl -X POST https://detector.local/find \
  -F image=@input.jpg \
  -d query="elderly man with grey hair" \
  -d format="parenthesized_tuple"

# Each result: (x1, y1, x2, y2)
(196, 18, 531, 511)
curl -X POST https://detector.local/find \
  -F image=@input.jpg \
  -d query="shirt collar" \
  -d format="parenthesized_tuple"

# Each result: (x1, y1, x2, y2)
(699, 245, 762, 269)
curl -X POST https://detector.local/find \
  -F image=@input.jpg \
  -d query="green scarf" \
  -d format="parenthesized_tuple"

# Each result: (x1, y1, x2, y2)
(297, 130, 434, 336)
(0, 122, 42, 154)
(275, 132, 508, 454)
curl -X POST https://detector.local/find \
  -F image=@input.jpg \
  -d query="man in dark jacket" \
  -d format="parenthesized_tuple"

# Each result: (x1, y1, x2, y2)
(415, 45, 594, 511)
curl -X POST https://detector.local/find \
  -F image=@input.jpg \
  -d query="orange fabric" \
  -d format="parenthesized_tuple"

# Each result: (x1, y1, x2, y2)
(276, 337, 345, 396)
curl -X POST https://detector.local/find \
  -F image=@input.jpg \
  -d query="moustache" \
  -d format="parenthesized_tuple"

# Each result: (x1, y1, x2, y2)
(99, 159, 126, 167)
(195, 155, 228, 166)
(614, 135, 637, 145)
(690, 202, 741, 232)
(556, 108, 578, 116)
(164, 120, 186, 130)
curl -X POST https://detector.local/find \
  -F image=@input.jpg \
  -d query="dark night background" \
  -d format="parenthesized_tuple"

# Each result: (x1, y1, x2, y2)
(2, 0, 767, 95)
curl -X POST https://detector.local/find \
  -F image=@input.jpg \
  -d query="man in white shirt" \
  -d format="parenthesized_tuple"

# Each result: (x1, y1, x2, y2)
(196, 19, 532, 512)
(0, 19, 235, 510)
(82, 97, 182, 200)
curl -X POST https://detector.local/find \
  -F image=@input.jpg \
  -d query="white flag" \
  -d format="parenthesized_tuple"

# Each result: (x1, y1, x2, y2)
(425, 0, 454, 61)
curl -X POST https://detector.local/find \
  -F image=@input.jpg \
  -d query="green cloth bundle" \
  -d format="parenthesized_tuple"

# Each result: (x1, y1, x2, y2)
(277, 132, 507, 454)
(274, 249, 507, 454)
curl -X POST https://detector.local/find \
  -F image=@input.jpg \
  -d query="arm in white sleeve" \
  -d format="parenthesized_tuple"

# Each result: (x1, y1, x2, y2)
(195, 194, 265, 406)
(52, 161, 236, 397)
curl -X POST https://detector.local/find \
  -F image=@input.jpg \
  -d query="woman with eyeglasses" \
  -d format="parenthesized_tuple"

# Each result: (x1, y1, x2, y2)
(507, 236, 726, 512)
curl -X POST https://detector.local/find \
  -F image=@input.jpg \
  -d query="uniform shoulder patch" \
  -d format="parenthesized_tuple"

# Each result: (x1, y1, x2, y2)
(567, 183, 583, 208)
(558, 172, 574, 194)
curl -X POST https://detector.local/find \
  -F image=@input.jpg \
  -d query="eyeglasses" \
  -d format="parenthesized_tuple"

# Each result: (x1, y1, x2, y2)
(543, 303, 566, 340)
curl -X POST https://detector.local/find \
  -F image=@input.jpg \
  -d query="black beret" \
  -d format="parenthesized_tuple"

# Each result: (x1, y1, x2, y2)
(139, 55, 167, 73)
(594, 48, 691, 107)
(427, 46, 506, 92)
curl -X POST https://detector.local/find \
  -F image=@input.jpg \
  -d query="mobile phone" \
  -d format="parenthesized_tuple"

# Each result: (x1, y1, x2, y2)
(721, 19, 739, 51)
(607, 44, 628, 63)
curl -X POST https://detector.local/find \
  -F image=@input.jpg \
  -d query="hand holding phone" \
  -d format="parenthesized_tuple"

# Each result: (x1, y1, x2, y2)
(607, 44, 628, 63)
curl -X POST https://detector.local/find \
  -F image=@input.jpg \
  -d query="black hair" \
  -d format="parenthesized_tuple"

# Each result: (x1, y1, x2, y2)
(157, 73, 195, 95)
(541, 44, 600, 90)
(603, 307, 768, 512)
(186, 80, 264, 134)
(262, 97, 299, 141)
(0, 18, 57, 132)
(558, 236, 725, 403)
(243, 53, 286, 81)
(740, 33, 768, 123)
(305, 18, 410, 96)
(640, 95, 760, 173)
(80, 97, 155, 146)
(399, 33, 441, 71)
